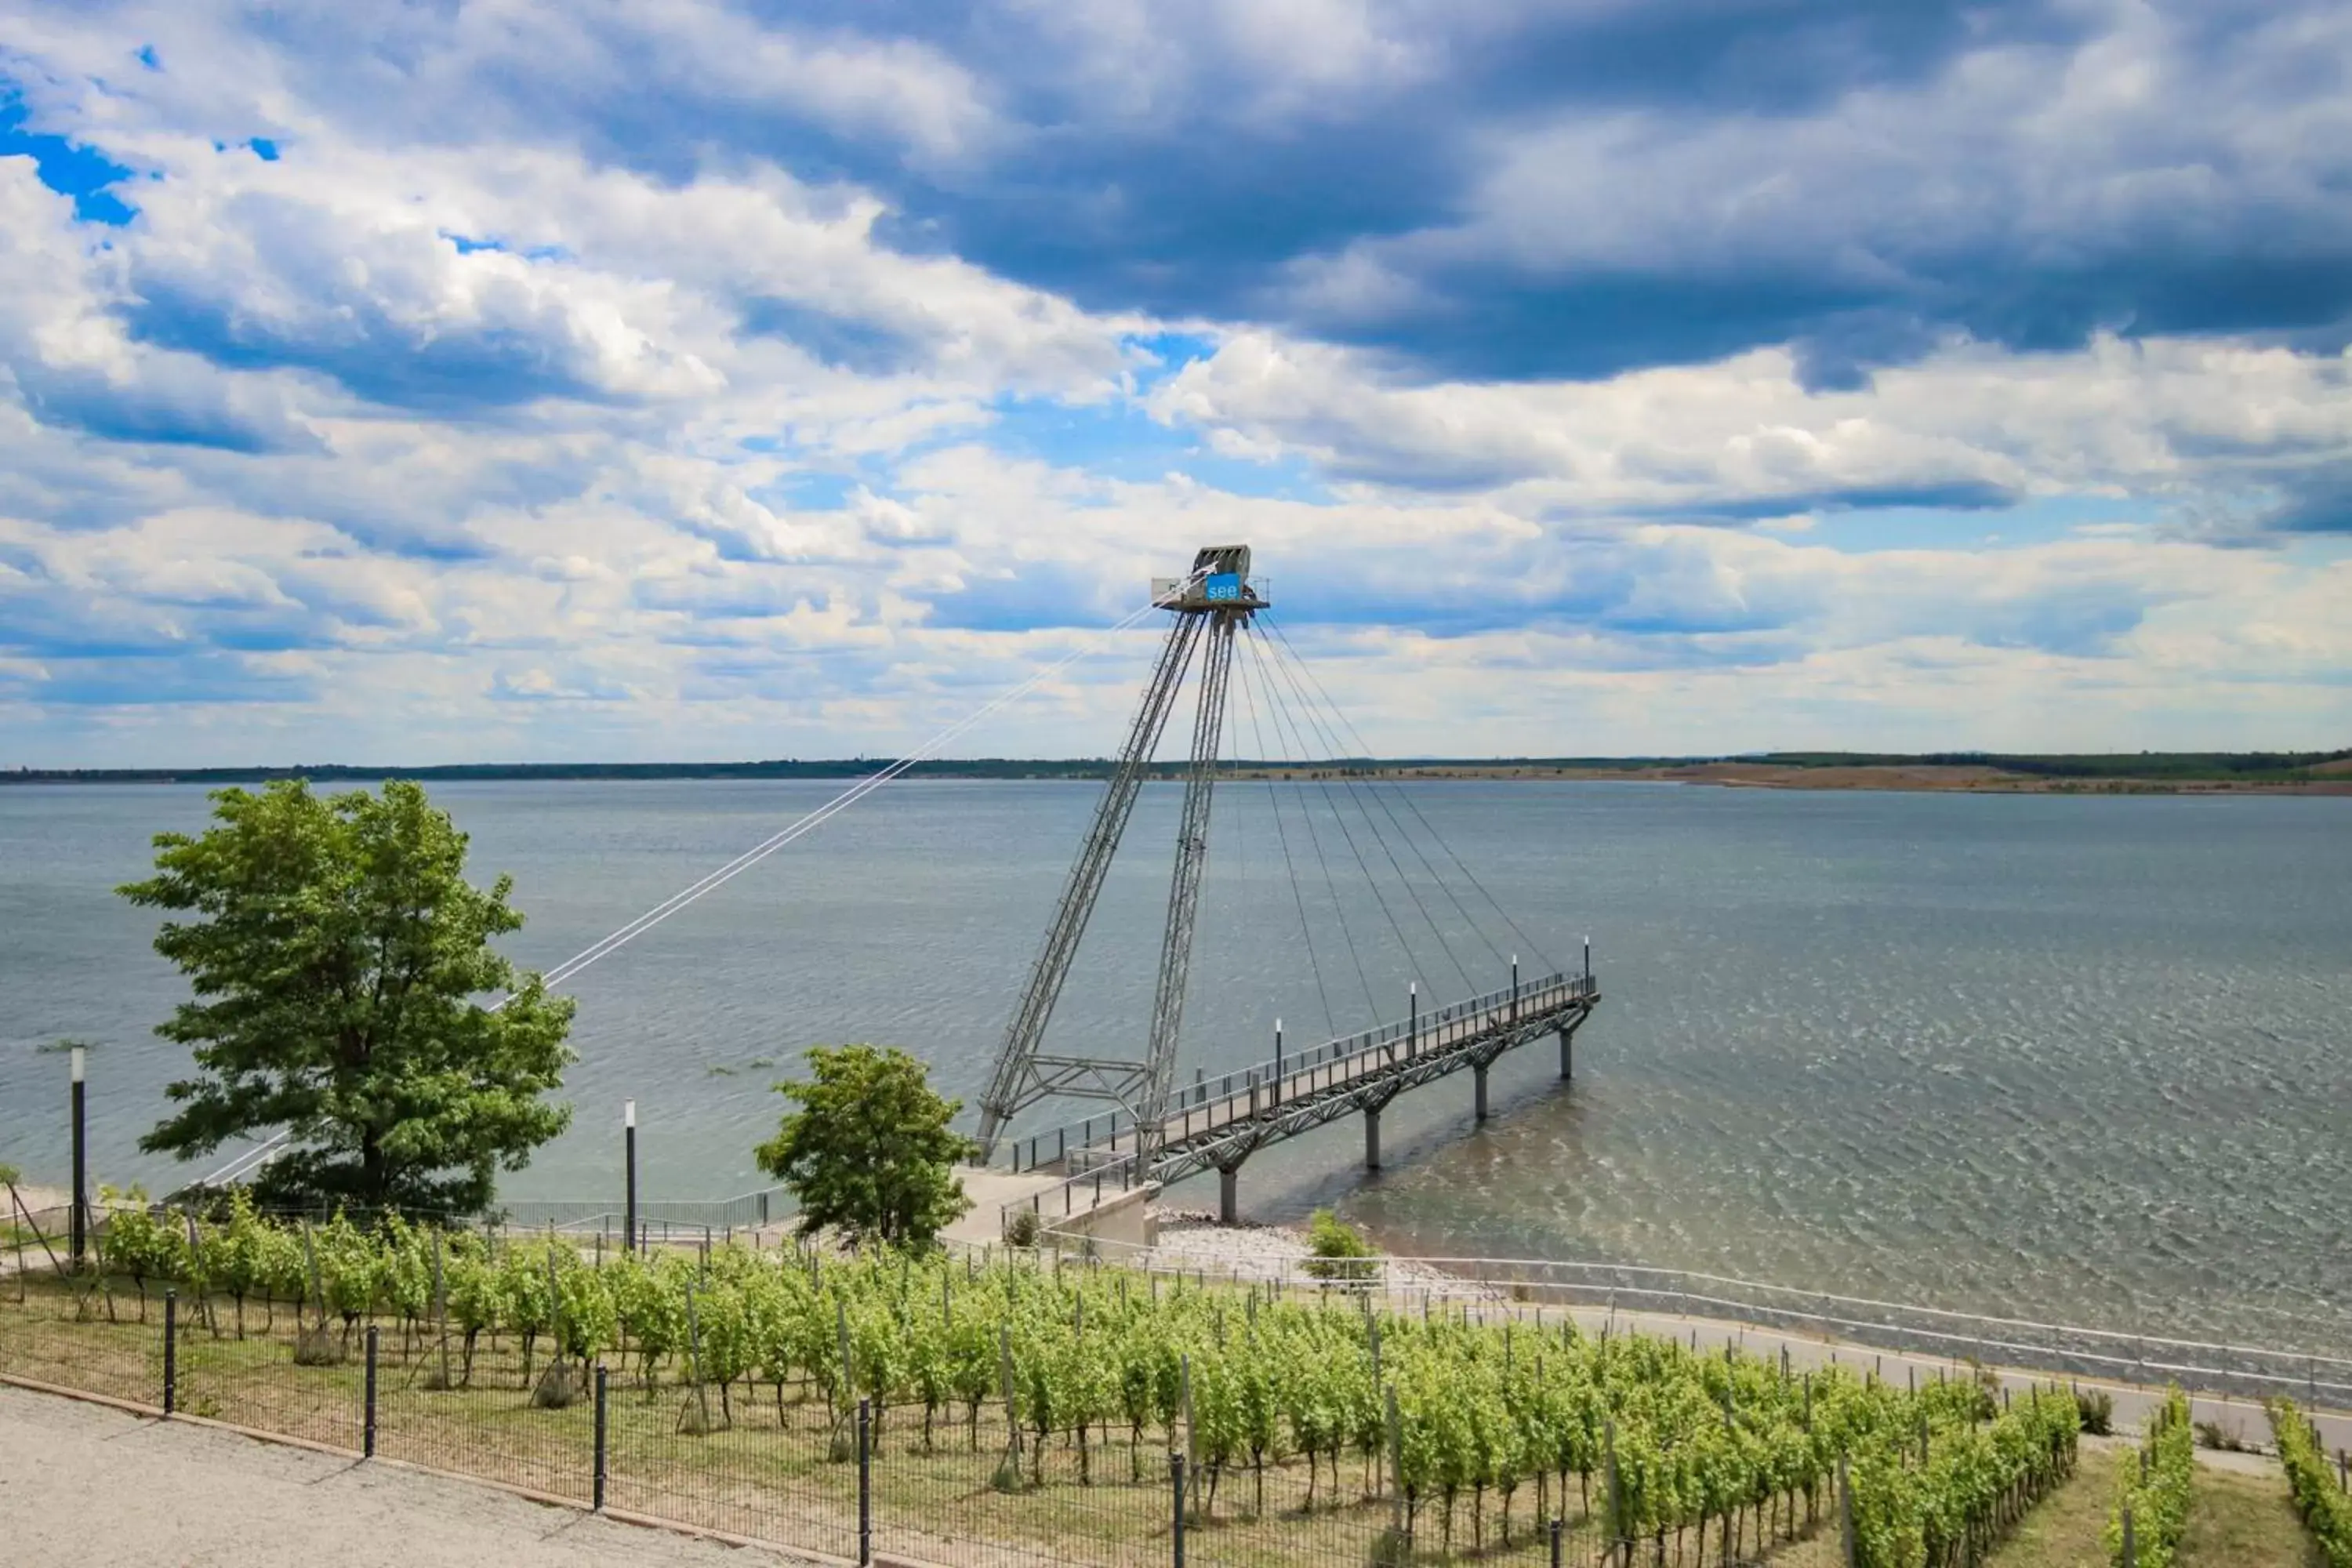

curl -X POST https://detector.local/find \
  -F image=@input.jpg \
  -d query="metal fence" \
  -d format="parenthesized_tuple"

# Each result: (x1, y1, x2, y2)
(0, 1265, 1623, 1568)
(492, 1188, 789, 1237)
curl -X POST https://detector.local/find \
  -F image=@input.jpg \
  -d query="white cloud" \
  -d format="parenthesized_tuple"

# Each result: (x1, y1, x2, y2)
(1148, 329, 2352, 521)
(0, 1, 2345, 763)
(1276, 2, 2352, 345)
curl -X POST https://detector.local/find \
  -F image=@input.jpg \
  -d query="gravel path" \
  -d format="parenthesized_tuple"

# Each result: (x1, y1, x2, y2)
(0, 1383, 812, 1568)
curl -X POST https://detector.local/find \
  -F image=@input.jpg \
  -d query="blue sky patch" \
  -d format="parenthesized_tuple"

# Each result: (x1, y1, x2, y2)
(757, 470, 860, 511)
(985, 395, 1329, 502)
(1123, 331, 1219, 389)
(1, 96, 136, 224)
(1796, 495, 2147, 553)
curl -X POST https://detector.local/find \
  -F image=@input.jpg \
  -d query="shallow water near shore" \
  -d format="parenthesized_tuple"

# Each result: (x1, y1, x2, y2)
(3, 778, 2347, 1352)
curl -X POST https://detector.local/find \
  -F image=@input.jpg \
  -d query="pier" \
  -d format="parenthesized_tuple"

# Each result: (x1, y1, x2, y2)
(1000, 967, 1598, 1229)
(970, 543, 1604, 1238)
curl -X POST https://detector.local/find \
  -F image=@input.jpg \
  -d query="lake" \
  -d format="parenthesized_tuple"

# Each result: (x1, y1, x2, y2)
(2, 778, 2347, 1352)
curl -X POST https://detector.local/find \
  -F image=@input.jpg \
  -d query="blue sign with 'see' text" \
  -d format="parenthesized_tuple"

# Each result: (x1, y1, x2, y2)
(1203, 572, 1242, 601)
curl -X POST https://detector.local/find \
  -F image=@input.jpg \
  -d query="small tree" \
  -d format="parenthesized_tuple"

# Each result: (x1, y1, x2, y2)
(1303, 1208, 1376, 1281)
(122, 779, 575, 1215)
(754, 1045, 973, 1249)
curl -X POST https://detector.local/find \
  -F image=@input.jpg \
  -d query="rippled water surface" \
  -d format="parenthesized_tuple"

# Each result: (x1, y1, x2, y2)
(3, 779, 2347, 1350)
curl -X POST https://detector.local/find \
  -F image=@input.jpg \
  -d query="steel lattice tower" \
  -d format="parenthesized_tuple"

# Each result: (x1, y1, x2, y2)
(974, 546, 1266, 1165)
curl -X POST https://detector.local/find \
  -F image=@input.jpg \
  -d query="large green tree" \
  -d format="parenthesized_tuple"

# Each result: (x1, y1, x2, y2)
(123, 779, 575, 1214)
(754, 1044, 973, 1248)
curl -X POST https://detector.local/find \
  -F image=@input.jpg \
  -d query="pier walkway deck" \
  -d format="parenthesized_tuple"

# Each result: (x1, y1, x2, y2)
(1000, 969, 1599, 1230)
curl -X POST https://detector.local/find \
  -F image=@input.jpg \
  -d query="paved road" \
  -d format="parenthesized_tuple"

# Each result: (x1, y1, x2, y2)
(0, 1383, 813, 1568)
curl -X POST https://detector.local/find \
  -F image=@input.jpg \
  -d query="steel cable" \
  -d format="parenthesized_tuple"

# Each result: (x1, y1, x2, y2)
(1232, 623, 1339, 1040)
(1263, 614, 1562, 974)
(1240, 622, 1437, 996)
(1238, 622, 1378, 1022)
(1256, 622, 1509, 973)
(1250, 622, 1475, 993)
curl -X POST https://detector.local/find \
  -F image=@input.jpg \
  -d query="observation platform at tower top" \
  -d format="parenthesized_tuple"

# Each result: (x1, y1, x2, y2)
(996, 966, 1600, 1236)
(1149, 572, 1270, 612)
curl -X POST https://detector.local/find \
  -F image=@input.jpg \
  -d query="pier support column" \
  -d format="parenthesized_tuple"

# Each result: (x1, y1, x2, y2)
(1218, 1164, 1242, 1225)
(1559, 1020, 1577, 1081)
(1474, 1059, 1490, 1122)
(1359, 1083, 1402, 1174)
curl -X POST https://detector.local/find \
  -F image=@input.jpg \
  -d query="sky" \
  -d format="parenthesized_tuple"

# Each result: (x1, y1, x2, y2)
(1, 0, 2347, 765)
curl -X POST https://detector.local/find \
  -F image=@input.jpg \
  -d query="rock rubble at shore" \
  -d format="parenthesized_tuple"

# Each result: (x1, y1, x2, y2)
(1145, 1207, 1499, 1298)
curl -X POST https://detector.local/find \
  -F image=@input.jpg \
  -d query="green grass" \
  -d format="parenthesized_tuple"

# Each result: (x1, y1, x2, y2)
(1962, 1442, 2325, 1568)
(1975, 1443, 2119, 1568)
(2179, 1462, 2325, 1568)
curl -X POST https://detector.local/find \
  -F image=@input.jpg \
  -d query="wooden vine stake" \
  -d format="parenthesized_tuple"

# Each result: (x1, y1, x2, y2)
(992, 1319, 1023, 1491)
(677, 1283, 713, 1435)
(1838, 1453, 1855, 1567)
(292, 1218, 338, 1365)
(426, 1229, 452, 1389)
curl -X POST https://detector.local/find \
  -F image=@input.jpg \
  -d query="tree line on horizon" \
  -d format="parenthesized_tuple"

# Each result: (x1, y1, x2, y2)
(7, 746, 2347, 786)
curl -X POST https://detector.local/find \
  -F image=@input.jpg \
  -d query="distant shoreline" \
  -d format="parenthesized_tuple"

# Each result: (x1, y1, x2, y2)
(4, 750, 2348, 795)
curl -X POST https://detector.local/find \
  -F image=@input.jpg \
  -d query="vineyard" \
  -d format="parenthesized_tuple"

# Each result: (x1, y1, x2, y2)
(2104, 1389, 2192, 1568)
(2269, 1399, 2352, 1566)
(0, 1198, 2087, 1568)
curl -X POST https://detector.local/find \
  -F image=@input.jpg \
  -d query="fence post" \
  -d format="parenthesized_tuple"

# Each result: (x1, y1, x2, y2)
(162, 1288, 177, 1415)
(2122, 1503, 2136, 1568)
(593, 1363, 609, 1511)
(1171, 1452, 1187, 1568)
(69, 1046, 86, 1272)
(363, 1324, 379, 1457)
(1548, 1514, 1563, 1568)
(857, 1396, 873, 1567)
(623, 1100, 637, 1254)
(1838, 1452, 1855, 1567)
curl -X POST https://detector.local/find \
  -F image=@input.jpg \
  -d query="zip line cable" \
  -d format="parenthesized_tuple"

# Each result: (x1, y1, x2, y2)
(539, 599, 1178, 990)
(190, 583, 1195, 1192)
(1263, 613, 1561, 975)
